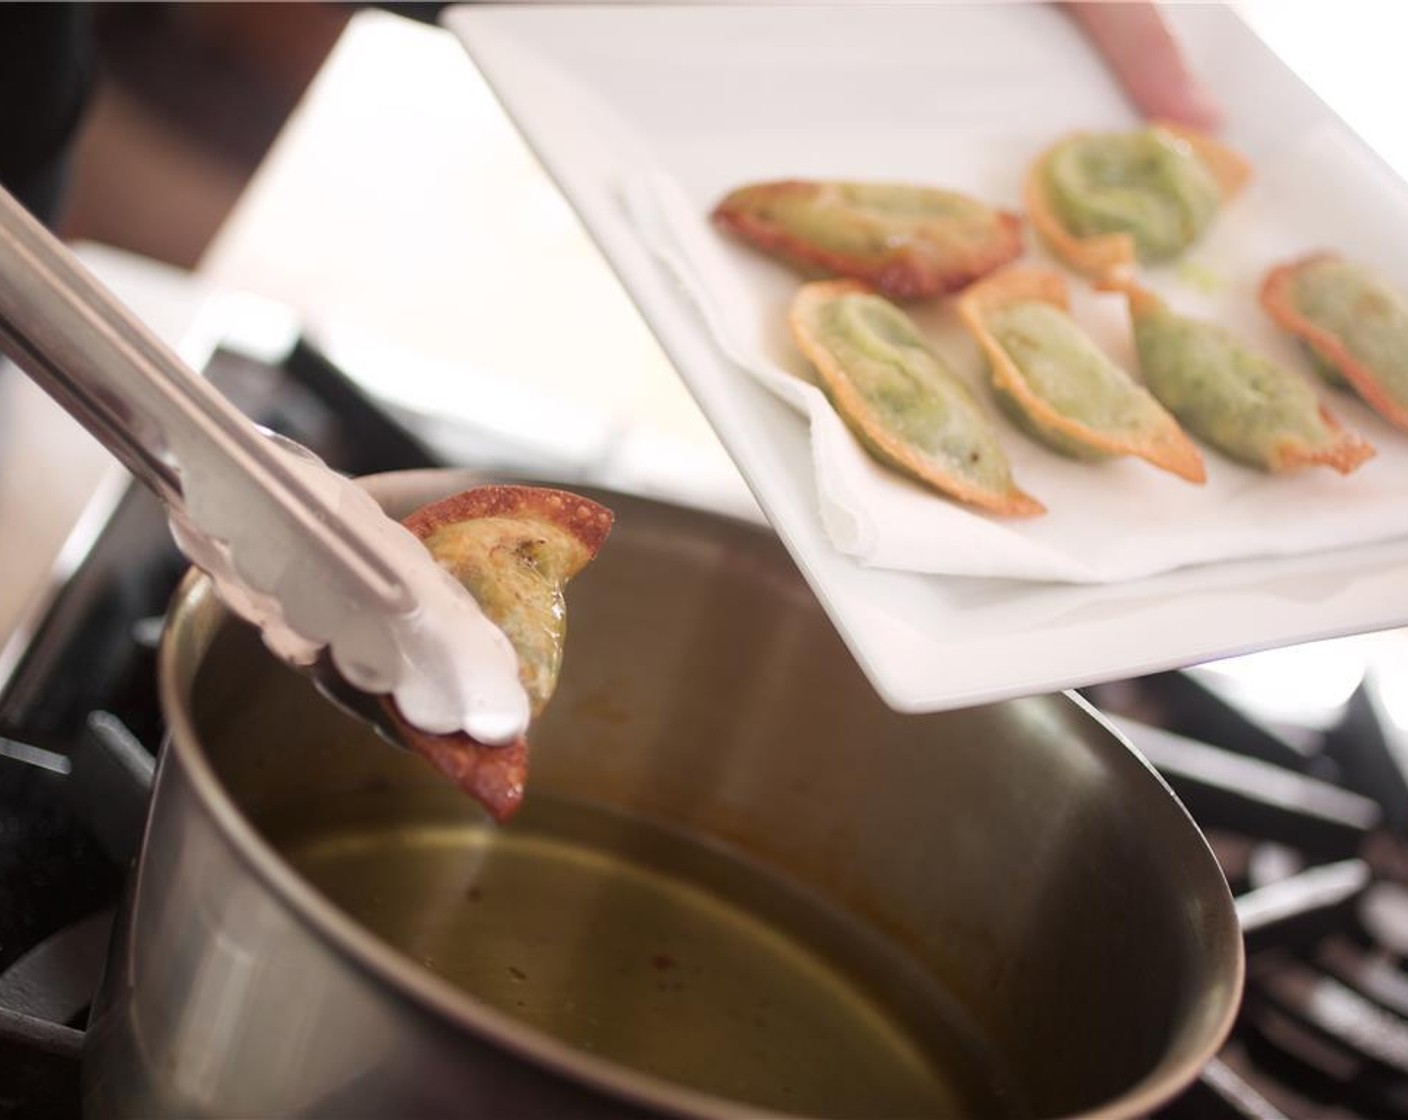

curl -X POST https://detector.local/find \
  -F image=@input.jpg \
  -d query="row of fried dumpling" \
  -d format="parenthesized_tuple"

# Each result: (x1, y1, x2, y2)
(711, 126, 1408, 516)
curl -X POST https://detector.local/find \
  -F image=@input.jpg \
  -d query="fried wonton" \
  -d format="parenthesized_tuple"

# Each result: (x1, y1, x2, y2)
(959, 268, 1204, 482)
(791, 279, 1043, 516)
(388, 485, 613, 822)
(1026, 123, 1250, 280)
(1111, 282, 1374, 474)
(1262, 253, 1408, 433)
(712, 180, 1023, 300)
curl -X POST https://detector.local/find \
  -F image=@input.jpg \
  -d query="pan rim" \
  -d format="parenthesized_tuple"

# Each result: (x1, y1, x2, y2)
(153, 471, 1243, 1120)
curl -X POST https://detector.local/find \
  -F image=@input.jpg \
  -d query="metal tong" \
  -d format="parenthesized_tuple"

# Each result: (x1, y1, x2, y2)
(0, 183, 504, 744)
(0, 184, 412, 613)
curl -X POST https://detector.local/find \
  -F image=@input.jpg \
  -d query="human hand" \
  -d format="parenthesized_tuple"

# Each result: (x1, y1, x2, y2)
(1063, 2, 1222, 131)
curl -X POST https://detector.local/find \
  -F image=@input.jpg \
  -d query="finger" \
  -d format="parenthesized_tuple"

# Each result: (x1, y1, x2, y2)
(1063, 2, 1223, 131)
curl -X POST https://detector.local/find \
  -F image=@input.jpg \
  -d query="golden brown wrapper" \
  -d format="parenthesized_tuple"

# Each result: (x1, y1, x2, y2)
(959, 268, 1205, 482)
(388, 485, 613, 823)
(790, 279, 1044, 516)
(1261, 252, 1408, 433)
(712, 179, 1023, 300)
(1025, 122, 1250, 282)
(1106, 278, 1374, 475)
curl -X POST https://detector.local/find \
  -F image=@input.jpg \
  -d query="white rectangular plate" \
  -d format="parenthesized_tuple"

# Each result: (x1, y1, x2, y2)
(445, 3, 1408, 713)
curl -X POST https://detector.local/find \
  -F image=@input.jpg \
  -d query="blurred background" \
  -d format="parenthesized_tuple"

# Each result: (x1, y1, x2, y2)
(55, 2, 1408, 269)
(59, 2, 351, 269)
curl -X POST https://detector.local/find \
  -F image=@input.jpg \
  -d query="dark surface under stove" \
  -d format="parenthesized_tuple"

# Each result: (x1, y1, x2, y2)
(3, 340, 1407, 1119)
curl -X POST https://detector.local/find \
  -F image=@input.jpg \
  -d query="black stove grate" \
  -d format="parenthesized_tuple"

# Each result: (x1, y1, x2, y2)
(0, 762, 119, 978)
(1091, 669, 1408, 1120)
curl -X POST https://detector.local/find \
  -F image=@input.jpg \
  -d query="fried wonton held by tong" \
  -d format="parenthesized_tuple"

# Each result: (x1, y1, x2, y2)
(1110, 281, 1375, 474)
(1025, 123, 1250, 280)
(387, 486, 613, 823)
(1261, 253, 1408, 433)
(790, 280, 1044, 516)
(712, 180, 1023, 300)
(959, 268, 1205, 482)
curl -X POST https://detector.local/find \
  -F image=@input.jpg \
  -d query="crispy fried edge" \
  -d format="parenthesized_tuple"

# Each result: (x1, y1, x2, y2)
(388, 485, 614, 823)
(958, 267, 1205, 483)
(1024, 139, 1137, 281)
(1154, 120, 1252, 199)
(712, 180, 1023, 301)
(402, 485, 615, 559)
(790, 279, 1045, 516)
(1105, 278, 1376, 476)
(398, 733, 529, 826)
(1024, 125, 1250, 282)
(1269, 407, 1376, 475)
(1261, 253, 1408, 434)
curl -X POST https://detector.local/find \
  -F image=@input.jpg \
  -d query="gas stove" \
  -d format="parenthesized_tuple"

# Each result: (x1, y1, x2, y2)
(2, 337, 1406, 1119)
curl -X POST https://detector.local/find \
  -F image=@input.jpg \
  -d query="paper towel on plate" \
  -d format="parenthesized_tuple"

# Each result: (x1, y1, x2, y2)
(624, 127, 1408, 585)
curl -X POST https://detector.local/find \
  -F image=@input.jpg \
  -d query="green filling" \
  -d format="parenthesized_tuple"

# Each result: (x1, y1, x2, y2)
(1133, 305, 1334, 469)
(992, 385, 1110, 461)
(1291, 259, 1408, 409)
(812, 293, 1014, 492)
(423, 518, 571, 713)
(1300, 341, 1350, 389)
(988, 301, 1165, 454)
(769, 183, 1000, 264)
(1044, 128, 1221, 262)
